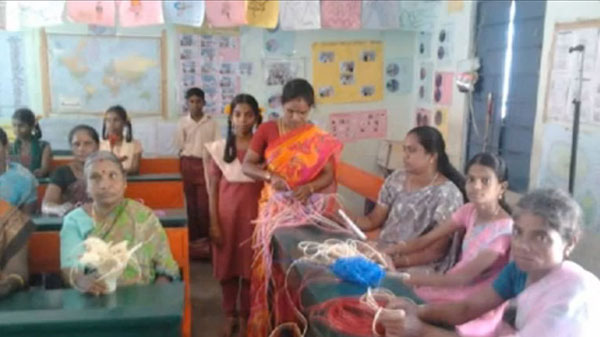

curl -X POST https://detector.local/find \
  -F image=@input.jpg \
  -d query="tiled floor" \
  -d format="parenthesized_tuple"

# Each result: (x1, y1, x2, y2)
(190, 260, 226, 337)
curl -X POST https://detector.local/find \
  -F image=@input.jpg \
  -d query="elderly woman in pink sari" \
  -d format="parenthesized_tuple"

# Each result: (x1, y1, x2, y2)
(380, 188, 600, 337)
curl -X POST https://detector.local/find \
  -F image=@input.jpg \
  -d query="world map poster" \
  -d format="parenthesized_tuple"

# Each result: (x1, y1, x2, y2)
(45, 33, 163, 116)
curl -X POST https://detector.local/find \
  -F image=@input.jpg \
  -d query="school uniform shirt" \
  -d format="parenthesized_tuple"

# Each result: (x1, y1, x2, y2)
(175, 114, 220, 159)
(99, 139, 143, 172)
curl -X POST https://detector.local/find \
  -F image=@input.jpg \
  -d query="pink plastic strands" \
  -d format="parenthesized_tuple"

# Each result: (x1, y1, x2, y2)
(250, 192, 347, 337)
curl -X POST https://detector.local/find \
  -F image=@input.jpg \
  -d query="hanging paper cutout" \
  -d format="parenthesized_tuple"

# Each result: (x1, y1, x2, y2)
(162, 0, 205, 27)
(361, 0, 399, 30)
(415, 107, 432, 127)
(5, 1, 65, 30)
(320, 0, 361, 30)
(246, 0, 278, 29)
(205, 0, 246, 28)
(437, 23, 454, 66)
(67, 1, 116, 27)
(418, 62, 433, 104)
(279, 0, 320, 31)
(433, 106, 449, 140)
(118, 0, 164, 27)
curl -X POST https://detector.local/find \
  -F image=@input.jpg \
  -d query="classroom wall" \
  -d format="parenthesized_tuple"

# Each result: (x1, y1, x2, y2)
(530, 1, 600, 276)
(1, 1, 477, 214)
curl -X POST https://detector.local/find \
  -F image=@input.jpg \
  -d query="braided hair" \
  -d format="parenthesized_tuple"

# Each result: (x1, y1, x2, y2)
(102, 105, 132, 142)
(224, 94, 262, 163)
(12, 108, 42, 140)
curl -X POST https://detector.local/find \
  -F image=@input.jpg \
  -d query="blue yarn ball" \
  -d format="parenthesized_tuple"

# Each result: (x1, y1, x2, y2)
(330, 256, 386, 287)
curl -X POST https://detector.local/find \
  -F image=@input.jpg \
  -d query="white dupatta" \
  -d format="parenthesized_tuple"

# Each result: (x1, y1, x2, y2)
(204, 139, 255, 183)
(499, 261, 600, 337)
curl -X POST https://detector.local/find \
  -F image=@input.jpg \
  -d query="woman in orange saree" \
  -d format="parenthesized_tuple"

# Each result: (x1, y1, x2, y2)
(242, 79, 343, 337)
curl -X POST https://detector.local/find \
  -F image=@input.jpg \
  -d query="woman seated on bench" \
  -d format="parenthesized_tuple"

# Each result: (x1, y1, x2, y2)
(60, 151, 180, 296)
(380, 189, 600, 337)
(42, 125, 100, 217)
(346, 126, 466, 273)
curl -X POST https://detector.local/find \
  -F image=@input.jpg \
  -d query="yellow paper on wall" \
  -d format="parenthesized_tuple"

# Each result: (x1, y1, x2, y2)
(246, 0, 279, 29)
(312, 41, 383, 104)
(447, 0, 464, 13)
(433, 107, 449, 140)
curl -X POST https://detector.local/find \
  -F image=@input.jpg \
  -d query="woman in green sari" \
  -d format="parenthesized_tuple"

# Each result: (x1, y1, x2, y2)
(60, 151, 179, 295)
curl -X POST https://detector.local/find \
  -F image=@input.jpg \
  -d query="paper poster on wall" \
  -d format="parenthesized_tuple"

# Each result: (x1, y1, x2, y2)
(417, 32, 432, 59)
(118, 0, 164, 27)
(0, 32, 28, 118)
(0, 1, 6, 30)
(537, 123, 600, 232)
(385, 57, 413, 95)
(434, 72, 453, 105)
(418, 62, 433, 104)
(544, 27, 600, 125)
(162, 0, 205, 27)
(415, 107, 432, 127)
(437, 23, 454, 67)
(177, 32, 241, 115)
(246, 0, 279, 29)
(361, 0, 399, 30)
(39, 117, 102, 151)
(263, 58, 305, 87)
(5, 0, 65, 30)
(329, 109, 387, 142)
(447, 0, 464, 13)
(263, 27, 295, 56)
(279, 0, 320, 31)
(397, 1, 440, 32)
(66, 1, 116, 26)
(238, 62, 254, 77)
(320, 0, 361, 30)
(433, 106, 449, 140)
(205, 0, 247, 27)
(46, 33, 163, 116)
(313, 41, 383, 104)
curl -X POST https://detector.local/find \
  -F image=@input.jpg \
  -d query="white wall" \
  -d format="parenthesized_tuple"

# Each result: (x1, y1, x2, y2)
(530, 1, 600, 276)
(1, 1, 477, 214)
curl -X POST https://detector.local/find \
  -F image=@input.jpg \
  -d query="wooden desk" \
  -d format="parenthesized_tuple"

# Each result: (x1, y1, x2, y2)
(28, 210, 191, 337)
(0, 282, 184, 337)
(32, 208, 187, 232)
(37, 173, 182, 185)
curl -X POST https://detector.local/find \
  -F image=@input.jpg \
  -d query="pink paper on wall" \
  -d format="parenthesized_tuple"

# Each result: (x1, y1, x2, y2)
(118, 0, 164, 27)
(329, 109, 387, 142)
(320, 0, 361, 30)
(67, 1, 116, 26)
(205, 0, 247, 28)
(434, 71, 454, 106)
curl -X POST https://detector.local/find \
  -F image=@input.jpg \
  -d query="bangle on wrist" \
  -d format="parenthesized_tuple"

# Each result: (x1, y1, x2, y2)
(6, 274, 25, 289)
(265, 171, 272, 182)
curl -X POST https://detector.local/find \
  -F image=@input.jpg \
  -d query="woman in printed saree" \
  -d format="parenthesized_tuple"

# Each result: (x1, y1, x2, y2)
(43, 125, 100, 217)
(60, 151, 180, 296)
(345, 126, 465, 273)
(10, 108, 52, 178)
(380, 189, 600, 337)
(242, 79, 343, 337)
(0, 199, 34, 299)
